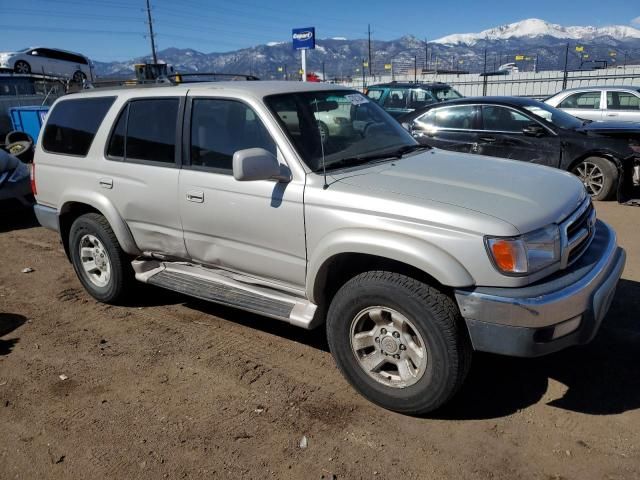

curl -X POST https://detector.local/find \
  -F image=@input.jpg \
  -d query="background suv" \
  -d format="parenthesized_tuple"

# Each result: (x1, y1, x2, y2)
(365, 82, 463, 118)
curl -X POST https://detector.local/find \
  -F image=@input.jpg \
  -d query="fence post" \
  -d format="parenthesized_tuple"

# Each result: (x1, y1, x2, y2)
(562, 43, 569, 90)
(482, 49, 488, 96)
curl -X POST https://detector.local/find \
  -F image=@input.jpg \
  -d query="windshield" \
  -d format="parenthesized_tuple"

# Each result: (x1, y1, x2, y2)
(431, 87, 463, 101)
(523, 101, 583, 129)
(265, 90, 417, 171)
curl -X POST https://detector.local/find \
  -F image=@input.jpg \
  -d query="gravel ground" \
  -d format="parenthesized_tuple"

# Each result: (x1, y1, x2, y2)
(0, 202, 639, 480)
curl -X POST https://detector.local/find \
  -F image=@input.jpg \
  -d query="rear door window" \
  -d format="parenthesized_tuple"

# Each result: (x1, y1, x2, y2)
(558, 91, 601, 109)
(42, 97, 115, 156)
(481, 106, 531, 132)
(382, 89, 407, 109)
(106, 98, 179, 164)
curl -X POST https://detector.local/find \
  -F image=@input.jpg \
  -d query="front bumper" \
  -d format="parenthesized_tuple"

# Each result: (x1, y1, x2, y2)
(455, 220, 625, 357)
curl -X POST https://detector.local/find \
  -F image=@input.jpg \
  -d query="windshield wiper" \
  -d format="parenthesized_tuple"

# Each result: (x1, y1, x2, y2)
(322, 145, 431, 172)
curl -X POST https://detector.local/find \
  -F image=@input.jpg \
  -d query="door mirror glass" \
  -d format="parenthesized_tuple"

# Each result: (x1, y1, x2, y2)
(232, 148, 288, 182)
(30, 50, 39, 56)
(522, 124, 546, 137)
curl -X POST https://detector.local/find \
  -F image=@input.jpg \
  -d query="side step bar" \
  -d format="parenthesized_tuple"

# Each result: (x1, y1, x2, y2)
(132, 259, 319, 329)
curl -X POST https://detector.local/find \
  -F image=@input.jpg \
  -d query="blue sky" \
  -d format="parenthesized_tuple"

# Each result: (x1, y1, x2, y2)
(1, 0, 639, 61)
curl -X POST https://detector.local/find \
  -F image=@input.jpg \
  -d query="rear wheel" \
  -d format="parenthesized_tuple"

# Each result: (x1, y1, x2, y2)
(327, 271, 472, 415)
(69, 213, 134, 304)
(14, 61, 30, 74)
(572, 156, 618, 201)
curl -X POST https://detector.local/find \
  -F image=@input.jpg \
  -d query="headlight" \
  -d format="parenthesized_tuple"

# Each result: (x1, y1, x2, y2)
(486, 224, 560, 275)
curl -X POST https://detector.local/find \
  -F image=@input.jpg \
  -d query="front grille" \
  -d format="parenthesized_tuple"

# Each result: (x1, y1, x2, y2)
(562, 198, 596, 267)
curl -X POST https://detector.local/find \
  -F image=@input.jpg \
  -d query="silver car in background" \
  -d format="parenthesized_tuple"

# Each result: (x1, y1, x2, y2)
(0, 47, 93, 82)
(545, 86, 640, 123)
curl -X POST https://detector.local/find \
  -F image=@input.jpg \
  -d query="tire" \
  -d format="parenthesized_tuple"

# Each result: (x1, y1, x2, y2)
(571, 156, 618, 201)
(72, 70, 86, 83)
(68, 213, 134, 304)
(326, 271, 472, 415)
(14, 61, 31, 74)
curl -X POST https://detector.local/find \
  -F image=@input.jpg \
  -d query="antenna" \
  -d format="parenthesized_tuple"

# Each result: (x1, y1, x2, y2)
(313, 98, 328, 189)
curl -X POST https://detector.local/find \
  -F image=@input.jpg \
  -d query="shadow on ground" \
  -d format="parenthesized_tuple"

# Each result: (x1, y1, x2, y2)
(127, 274, 640, 420)
(0, 203, 38, 233)
(0, 313, 27, 356)
(437, 278, 640, 420)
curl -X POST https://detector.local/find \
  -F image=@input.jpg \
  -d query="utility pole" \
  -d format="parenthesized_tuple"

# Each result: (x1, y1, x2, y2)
(367, 24, 373, 77)
(322, 61, 325, 81)
(562, 42, 569, 89)
(414, 55, 417, 83)
(424, 38, 428, 72)
(145, 0, 158, 64)
(534, 53, 538, 73)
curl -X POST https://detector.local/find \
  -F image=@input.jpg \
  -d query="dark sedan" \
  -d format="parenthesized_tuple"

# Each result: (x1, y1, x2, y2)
(398, 97, 640, 201)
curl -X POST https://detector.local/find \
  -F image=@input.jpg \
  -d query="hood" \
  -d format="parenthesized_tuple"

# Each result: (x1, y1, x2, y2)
(578, 121, 640, 134)
(331, 149, 586, 234)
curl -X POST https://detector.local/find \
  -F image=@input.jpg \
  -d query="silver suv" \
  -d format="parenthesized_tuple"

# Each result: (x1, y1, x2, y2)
(33, 81, 626, 414)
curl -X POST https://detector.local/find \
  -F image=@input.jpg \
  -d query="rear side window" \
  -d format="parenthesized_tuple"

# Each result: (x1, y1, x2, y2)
(382, 89, 407, 109)
(42, 97, 115, 156)
(558, 92, 601, 109)
(107, 98, 179, 164)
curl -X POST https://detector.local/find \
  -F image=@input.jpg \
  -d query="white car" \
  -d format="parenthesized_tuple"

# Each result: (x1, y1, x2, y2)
(0, 47, 93, 82)
(545, 86, 640, 123)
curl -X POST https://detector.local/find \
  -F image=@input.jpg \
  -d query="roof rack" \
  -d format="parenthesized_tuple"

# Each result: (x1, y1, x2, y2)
(169, 72, 260, 83)
(75, 72, 259, 92)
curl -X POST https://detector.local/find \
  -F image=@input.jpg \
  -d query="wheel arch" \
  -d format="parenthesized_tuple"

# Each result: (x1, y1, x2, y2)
(58, 194, 140, 260)
(307, 229, 474, 306)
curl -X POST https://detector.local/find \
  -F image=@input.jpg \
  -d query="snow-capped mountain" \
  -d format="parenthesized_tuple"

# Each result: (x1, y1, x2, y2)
(434, 18, 640, 45)
(93, 19, 640, 79)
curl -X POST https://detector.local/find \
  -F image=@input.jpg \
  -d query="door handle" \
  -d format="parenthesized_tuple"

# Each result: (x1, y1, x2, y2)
(606, 113, 618, 117)
(186, 191, 204, 203)
(99, 178, 113, 189)
(479, 136, 496, 143)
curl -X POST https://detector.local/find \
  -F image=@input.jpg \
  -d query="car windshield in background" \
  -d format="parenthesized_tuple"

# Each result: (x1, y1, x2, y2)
(265, 90, 416, 171)
(523, 101, 583, 130)
(432, 87, 463, 101)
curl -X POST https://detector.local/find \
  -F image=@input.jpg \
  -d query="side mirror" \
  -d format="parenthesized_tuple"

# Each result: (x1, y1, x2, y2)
(522, 124, 546, 137)
(30, 50, 39, 56)
(232, 148, 289, 182)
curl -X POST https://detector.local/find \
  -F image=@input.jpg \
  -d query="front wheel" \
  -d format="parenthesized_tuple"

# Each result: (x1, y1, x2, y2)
(72, 70, 87, 83)
(69, 213, 134, 304)
(572, 156, 618, 201)
(326, 271, 472, 415)
(14, 60, 31, 74)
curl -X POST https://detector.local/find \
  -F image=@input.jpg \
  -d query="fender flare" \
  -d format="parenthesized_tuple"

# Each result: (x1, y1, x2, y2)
(59, 191, 141, 256)
(306, 228, 474, 304)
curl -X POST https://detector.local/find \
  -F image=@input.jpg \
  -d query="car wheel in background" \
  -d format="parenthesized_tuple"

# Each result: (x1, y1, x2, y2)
(572, 157, 618, 201)
(14, 61, 31, 74)
(72, 70, 87, 83)
(326, 271, 472, 415)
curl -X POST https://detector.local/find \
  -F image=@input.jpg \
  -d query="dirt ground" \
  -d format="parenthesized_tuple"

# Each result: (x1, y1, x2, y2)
(0, 202, 639, 480)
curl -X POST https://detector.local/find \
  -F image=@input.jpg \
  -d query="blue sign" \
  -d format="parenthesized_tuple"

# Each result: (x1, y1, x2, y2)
(292, 27, 315, 50)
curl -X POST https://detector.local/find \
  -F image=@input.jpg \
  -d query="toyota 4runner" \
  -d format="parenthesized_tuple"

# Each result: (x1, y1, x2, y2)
(33, 81, 626, 414)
